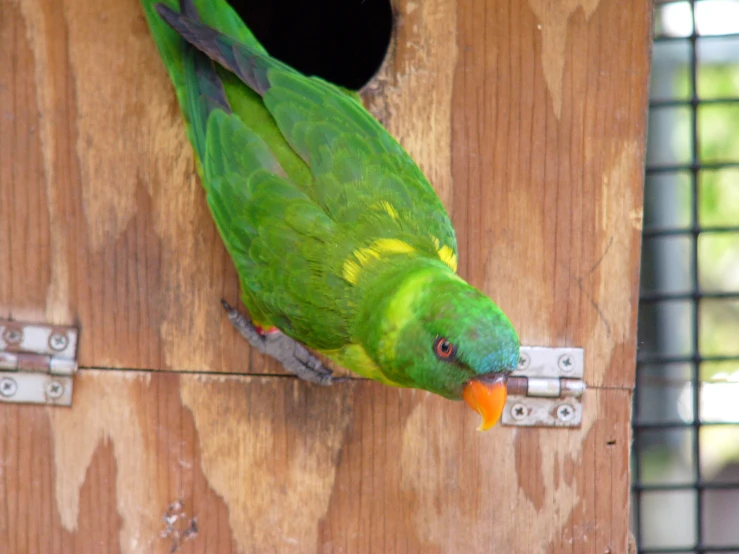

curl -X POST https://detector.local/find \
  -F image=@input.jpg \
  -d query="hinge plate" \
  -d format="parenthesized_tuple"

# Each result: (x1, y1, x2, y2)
(501, 346, 585, 428)
(0, 320, 78, 406)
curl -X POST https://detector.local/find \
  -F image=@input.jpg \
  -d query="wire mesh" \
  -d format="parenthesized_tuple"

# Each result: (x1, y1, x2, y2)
(633, 1, 739, 552)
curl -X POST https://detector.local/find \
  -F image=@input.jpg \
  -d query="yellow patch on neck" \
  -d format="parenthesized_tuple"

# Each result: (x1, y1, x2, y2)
(376, 267, 438, 366)
(429, 235, 457, 273)
(320, 343, 406, 387)
(438, 245, 458, 272)
(342, 239, 416, 284)
(375, 200, 399, 220)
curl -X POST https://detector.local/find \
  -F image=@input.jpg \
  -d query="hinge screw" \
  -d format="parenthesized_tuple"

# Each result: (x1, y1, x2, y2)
(510, 402, 528, 421)
(557, 353, 575, 373)
(3, 328, 22, 345)
(517, 352, 530, 371)
(45, 380, 64, 399)
(49, 333, 69, 352)
(0, 377, 18, 397)
(556, 404, 575, 422)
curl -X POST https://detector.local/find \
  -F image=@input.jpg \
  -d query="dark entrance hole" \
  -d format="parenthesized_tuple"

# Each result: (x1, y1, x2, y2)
(228, 0, 394, 91)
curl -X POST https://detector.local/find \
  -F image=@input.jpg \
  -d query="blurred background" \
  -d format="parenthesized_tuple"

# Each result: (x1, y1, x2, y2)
(632, 0, 739, 552)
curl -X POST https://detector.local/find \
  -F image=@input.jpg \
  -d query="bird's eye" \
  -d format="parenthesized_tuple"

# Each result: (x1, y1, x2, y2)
(433, 337, 456, 361)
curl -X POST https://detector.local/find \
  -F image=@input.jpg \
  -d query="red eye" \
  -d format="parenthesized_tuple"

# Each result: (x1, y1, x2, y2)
(433, 337, 456, 361)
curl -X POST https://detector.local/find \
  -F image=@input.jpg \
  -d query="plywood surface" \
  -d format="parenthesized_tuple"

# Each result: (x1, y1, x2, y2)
(0, 0, 650, 552)
(0, 370, 631, 554)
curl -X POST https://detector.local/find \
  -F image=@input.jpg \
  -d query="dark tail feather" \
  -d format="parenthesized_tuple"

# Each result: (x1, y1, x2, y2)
(155, 2, 273, 96)
(177, 0, 230, 116)
(179, 0, 197, 18)
(154, 1, 231, 161)
(186, 43, 232, 116)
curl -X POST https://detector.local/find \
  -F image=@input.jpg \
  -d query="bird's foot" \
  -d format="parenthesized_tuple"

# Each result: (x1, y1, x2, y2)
(221, 300, 345, 386)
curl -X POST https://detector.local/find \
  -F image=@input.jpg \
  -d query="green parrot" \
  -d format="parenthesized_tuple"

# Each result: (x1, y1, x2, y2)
(141, 0, 520, 430)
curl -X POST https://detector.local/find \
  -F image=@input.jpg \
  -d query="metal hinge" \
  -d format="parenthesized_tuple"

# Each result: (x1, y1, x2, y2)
(501, 346, 586, 427)
(0, 320, 78, 406)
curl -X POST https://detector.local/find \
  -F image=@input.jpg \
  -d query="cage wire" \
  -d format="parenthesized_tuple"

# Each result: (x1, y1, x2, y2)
(632, 0, 739, 552)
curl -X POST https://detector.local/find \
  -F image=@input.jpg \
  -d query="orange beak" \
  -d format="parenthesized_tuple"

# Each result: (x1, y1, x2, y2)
(462, 374, 508, 431)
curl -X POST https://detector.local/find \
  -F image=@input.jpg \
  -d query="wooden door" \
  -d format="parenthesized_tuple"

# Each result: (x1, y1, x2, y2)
(0, 0, 650, 552)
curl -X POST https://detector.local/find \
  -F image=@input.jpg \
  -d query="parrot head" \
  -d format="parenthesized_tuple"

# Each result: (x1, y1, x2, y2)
(376, 269, 520, 430)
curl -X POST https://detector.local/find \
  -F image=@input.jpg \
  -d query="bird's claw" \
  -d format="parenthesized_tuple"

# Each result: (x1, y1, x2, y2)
(221, 299, 344, 386)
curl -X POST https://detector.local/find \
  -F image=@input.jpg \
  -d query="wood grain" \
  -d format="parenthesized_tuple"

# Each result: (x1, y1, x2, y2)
(0, 370, 631, 554)
(0, 0, 650, 551)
